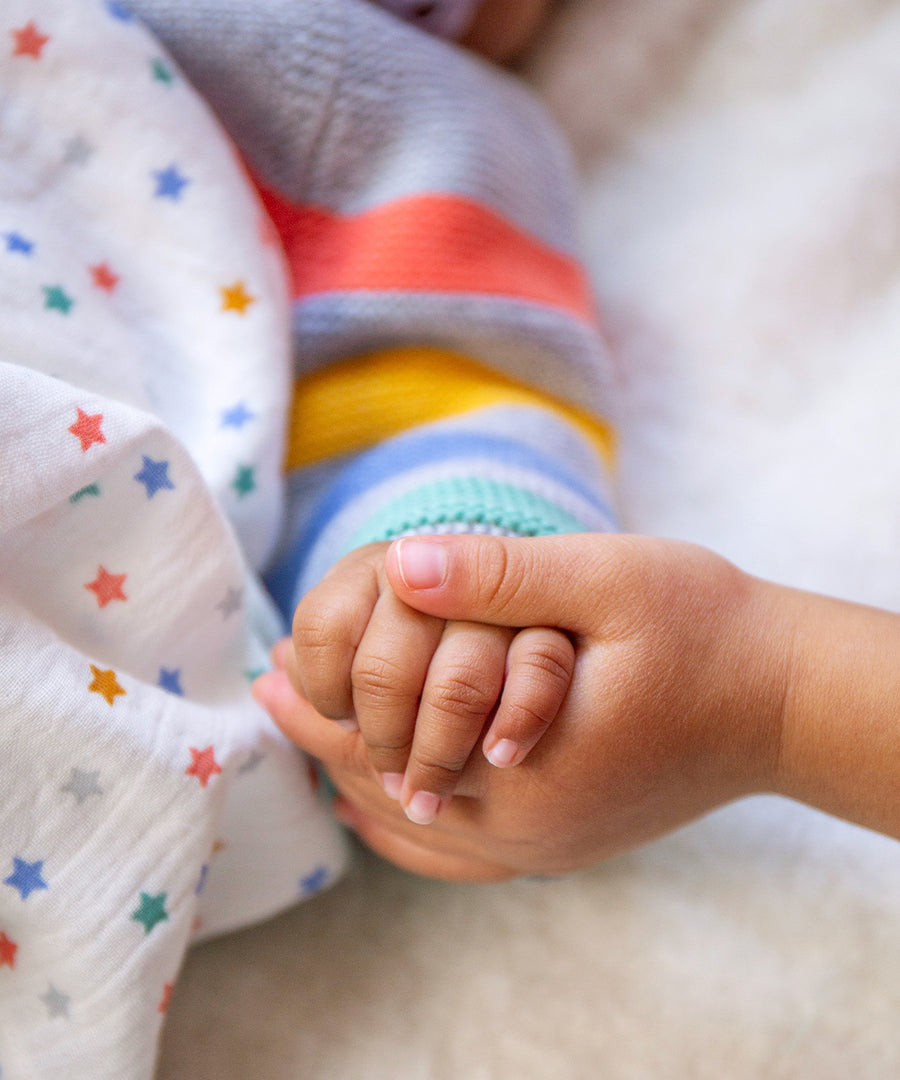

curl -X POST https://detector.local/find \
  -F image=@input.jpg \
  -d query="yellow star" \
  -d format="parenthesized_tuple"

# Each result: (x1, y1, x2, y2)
(88, 664, 126, 706)
(220, 280, 256, 314)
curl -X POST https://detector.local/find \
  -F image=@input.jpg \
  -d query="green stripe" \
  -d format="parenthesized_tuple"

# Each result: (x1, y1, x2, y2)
(346, 477, 588, 550)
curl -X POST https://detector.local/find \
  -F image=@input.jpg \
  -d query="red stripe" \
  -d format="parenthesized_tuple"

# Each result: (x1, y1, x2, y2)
(256, 182, 597, 325)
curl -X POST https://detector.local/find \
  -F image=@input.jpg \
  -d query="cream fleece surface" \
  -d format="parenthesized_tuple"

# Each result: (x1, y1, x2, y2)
(158, 2, 900, 1076)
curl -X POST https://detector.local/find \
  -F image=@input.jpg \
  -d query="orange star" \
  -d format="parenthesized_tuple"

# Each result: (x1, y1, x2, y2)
(11, 22, 50, 59)
(88, 665, 126, 706)
(68, 408, 106, 453)
(89, 263, 120, 293)
(186, 746, 222, 788)
(0, 931, 17, 969)
(220, 280, 256, 314)
(85, 566, 128, 608)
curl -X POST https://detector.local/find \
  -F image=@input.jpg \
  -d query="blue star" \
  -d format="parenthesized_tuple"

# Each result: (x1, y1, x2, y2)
(4, 857, 48, 900)
(220, 402, 255, 429)
(152, 164, 190, 201)
(106, 1, 135, 21)
(4, 232, 33, 255)
(134, 455, 174, 498)
(158, 668, 184, 696)
(299, 866, 331, 896)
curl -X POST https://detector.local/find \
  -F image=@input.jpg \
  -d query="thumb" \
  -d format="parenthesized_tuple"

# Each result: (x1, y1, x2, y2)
(384, 533, 618, 632)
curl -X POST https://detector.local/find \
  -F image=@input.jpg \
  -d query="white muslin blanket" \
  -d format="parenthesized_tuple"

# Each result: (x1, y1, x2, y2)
(0, 5, 346, 1077)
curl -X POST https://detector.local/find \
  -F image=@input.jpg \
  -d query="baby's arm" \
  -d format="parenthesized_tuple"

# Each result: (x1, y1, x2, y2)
(287, 541, 574, 824)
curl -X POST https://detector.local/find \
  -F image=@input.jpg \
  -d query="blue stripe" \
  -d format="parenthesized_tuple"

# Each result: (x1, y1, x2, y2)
(265, 427, 614, 618)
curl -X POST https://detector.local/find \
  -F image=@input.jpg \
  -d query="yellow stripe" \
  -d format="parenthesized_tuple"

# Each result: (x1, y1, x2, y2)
(285, 346, 615, 470)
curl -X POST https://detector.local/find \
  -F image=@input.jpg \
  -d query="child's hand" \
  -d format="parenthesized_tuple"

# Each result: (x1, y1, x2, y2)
(257, 533, 795, 879)
(285, 542, 575, 824)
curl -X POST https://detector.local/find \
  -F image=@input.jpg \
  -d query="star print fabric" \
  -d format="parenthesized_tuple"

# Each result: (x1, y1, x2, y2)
(0, 3, 346, 1077)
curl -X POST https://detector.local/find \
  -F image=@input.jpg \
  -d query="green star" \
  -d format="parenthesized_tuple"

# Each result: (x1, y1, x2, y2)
(131, 891, 169, 935)
(151, 57, 174, 85)
(70, 484, 100, 503)
(43, 285, 74, 315)
(231, 464, 256, 498)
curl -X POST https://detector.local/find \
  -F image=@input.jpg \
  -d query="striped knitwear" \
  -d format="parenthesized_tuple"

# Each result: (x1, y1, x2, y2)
(131, 0, 619, 617)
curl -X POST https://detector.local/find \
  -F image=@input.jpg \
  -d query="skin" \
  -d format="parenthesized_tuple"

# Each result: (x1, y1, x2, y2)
(255, 532, 900, 881)
(288, 542, 575, 825)
(461, 0, 553, 61)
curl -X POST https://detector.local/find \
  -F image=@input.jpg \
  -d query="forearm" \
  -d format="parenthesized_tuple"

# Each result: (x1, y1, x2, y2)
(768, 583, 900, 838)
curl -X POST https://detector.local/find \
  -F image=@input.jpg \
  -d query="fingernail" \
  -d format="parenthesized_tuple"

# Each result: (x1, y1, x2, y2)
(395, 539, 448, 590)
(485, 738, 519, 768)
(335, 717, 359, 732)
(405, 791, 441, 826)
(381, 772, 404, 800)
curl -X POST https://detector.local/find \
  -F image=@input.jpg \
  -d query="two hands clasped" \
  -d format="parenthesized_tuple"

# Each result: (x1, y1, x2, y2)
(254, 533, 900, 882)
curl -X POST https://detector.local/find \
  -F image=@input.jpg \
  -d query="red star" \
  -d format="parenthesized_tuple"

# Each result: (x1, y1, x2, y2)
(11, 22, 50, 59)
(0, 931, 17, 969)
(68, 408, 106, 453)
(158, 982, 174, 1014)
(89, 263, 120, 293)
(85, 566, 128, 608)
(186, 746, 222, 788)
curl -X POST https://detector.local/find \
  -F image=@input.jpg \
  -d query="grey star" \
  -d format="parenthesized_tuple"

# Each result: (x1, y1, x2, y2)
(61, 768, 104, 805)
(237, 749, 265, 775)
(216, 586, 243, 620)
(62, 135, 95, 167)
(40, 985, 71, 1019)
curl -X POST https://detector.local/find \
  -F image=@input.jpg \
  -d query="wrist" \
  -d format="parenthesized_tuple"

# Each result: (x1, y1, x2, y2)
(773, 588, 900, 835)
(702, 569, 796, 801)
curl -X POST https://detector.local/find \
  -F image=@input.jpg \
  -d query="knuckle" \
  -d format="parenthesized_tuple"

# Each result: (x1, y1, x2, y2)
(289, 610, 355, 718)
(501, 698, 556, 734)
(474, 537, 519, 618)
(472, 536, 546, 623)
(521, 636, 574, 688)
(428, 667, 497, 722)
(503, 633, 574, 728)
(291, 604, 349, 662)
(408, 758, 468, 794)
(475, 536, 509, 599)
(350, 653, 412, 703)
(365, 733, 413, 760)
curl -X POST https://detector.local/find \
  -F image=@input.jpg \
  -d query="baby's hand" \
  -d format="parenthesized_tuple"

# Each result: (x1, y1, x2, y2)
(286, 541, 574, 824)
(257, 534, 792, 881)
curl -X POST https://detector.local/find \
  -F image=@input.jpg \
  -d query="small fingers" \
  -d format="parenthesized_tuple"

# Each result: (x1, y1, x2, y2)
(350, 588, 444, 782)
(290, 555, 381, 723)
(400, 622, 513, 824)
(482, 626, 575, 768)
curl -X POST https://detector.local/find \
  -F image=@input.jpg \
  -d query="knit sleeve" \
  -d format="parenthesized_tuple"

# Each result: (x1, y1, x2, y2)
(128, 0, 619, 616)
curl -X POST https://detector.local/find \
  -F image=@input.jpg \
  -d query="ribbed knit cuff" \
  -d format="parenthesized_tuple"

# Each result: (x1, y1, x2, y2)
(346, 476, 592, 549)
